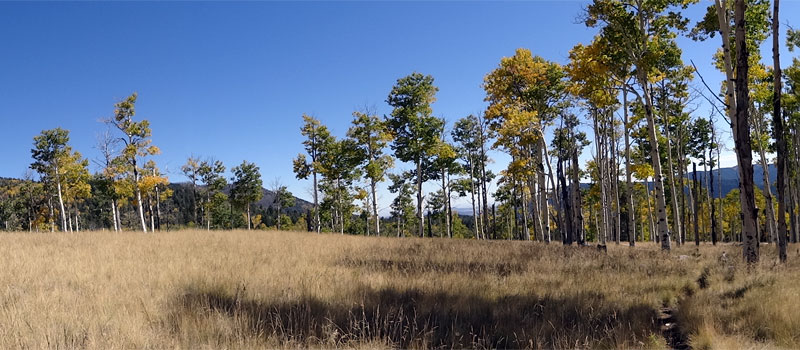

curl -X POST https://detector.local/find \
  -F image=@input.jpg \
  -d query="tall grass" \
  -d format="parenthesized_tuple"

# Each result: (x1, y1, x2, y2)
(0, 230, 796, 349)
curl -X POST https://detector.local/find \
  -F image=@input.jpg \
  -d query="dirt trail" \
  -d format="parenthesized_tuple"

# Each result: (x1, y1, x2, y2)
(659, 305, 690, 350)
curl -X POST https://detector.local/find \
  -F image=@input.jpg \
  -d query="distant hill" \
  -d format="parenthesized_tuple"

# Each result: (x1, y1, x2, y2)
(691, 163, 776, 198)
(0, 177, 313, 214)
(169, 182, 313, 213)
(450, 163, 777, 215)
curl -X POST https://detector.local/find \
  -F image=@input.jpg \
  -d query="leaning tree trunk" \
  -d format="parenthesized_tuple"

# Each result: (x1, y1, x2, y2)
(637, 83, 671, 249)
(133, 167, 148, 233)
(55, 173, 67, 232)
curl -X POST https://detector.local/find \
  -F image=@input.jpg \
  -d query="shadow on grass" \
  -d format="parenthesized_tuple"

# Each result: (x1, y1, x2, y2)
(338, 257, 526, 277)
(167, 285, 661, 349)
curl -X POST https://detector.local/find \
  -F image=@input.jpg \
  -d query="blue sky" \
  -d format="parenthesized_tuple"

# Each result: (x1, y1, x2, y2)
(1, 1, 798, 213)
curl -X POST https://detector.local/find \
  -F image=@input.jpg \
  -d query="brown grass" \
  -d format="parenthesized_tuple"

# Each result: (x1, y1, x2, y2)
(0, 230, 796, 349)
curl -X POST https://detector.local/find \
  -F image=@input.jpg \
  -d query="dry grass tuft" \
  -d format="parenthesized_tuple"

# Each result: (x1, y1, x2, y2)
(0, 230, 797, 349)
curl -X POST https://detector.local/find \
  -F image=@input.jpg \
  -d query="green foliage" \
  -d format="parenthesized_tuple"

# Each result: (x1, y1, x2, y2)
(347, 111, 393, 185)
(386, 73, 442, 165)
(293, 115, 333, 181)
(388, 173, 416, 237)
(788, 28, 800, 52)
(30, 128, 91, 230)
(110, 93, 160, 171)
(317, 137, 362, 233)
(230, 161, 263, 211)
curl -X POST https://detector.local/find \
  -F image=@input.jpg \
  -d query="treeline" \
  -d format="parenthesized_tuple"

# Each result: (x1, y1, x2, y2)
(291, 0, 800, 264)
(0, 94, 310, 233)
(1, 1, 800, 264)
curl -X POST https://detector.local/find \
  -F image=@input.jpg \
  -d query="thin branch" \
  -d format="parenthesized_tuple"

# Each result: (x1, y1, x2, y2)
(691, 85, 731, 128)
(690, 59, 730, 110)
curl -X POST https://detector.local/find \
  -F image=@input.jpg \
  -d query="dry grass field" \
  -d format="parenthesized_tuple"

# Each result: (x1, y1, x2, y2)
(0, 230, 798, 349)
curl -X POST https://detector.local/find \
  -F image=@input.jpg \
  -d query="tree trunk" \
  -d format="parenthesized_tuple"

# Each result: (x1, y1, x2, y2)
(714, 0, 738, 124)
(155, 180, 162, 231)
(594, 112, 609, 246)
(111, 200, 118, 232)
(714, 125, 723, 244)
(663, 101, 682, 246)
(646, 178, 656, 243)
(191, 181, 198, 225)
(313, 170, 320, 233)
(734, 0, 759, 263)
(543, 138, 562, 243)
(476, 179, 485, 239)
(559, 156, 573, 245)
(150, 198, 156, 232)
(56, 172, 67, 232)
(635, 81, 671, 249)
(48, 196, 55, 232)
(442, 169, 451, 238)
(678, 128, 689, 245)
(522, 178, 532, 241)
(757, 145, 777, 243)
(479, 119, 491, 238)
(416, 158, 424, 238)
(686, 153, 696, 244)
(207, 192, 212, 230)
(789, 173, 798, 244)
(371, 179, 380, 237)
(693, 163, 700, 245)
(609, 113, 621, 245)
(468, 153, 480, 239)
(773, 0, 787, 262)
(539, 140, 550, 243)
(572, 146, 585, 245)
(247, 203, 252, 230)
(134, 167, 147, 232)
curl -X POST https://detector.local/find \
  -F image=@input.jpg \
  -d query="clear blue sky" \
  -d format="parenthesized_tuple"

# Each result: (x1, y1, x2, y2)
(1, 1, 798, 213)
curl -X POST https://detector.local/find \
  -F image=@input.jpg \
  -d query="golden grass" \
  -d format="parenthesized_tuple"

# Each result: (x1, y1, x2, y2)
(0, 230, 797, 349)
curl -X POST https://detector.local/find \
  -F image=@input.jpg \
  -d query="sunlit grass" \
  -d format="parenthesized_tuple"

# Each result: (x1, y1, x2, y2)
(0, 230, 796, 349)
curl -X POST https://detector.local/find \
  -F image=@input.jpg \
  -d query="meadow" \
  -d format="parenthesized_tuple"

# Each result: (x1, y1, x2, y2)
(0, 230, 797, 349)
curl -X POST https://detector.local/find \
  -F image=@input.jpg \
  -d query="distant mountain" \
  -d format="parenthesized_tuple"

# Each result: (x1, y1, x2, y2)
(691, 163, 776, 198)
